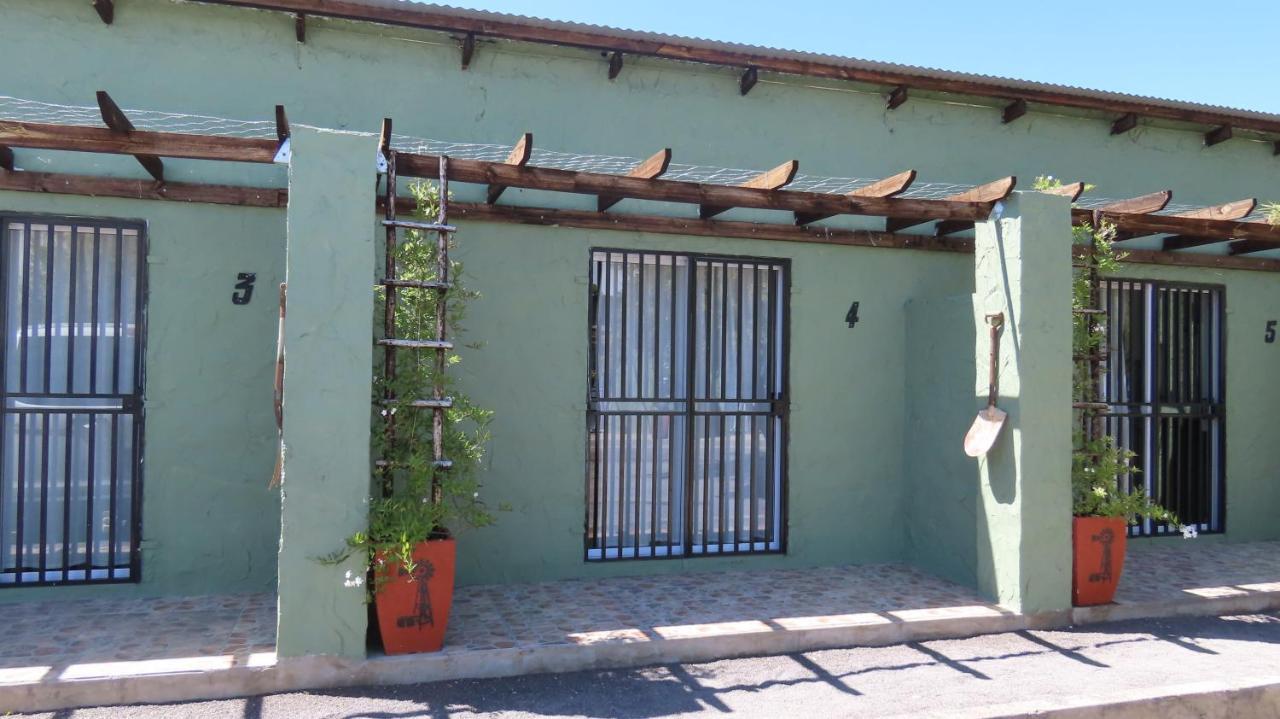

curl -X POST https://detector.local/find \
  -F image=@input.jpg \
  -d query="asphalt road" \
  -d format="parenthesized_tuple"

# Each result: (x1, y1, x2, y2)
(18, 612, 1280, 719)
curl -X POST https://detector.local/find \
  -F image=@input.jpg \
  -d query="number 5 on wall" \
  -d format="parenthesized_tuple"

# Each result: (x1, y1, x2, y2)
(1266, 320, 1276, 344)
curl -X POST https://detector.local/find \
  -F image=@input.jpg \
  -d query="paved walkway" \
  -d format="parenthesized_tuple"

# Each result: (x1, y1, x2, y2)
(5, 540, 1280, 714)
(14, 611, 1280, 718)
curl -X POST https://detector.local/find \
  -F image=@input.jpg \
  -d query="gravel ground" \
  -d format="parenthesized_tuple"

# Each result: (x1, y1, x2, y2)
(15, 612, 1280, 719)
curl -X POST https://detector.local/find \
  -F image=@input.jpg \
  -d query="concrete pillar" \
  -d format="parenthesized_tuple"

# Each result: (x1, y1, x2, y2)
(972, 191, 1073, 614)
(276, 126, 377, 658)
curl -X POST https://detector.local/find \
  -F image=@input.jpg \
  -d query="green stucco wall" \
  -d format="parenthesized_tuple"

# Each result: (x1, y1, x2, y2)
(0, 191, 284, 602)
(2, 0, 1278, 599)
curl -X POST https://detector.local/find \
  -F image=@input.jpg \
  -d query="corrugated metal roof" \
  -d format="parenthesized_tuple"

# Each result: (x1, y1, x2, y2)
(309, 0, 1280, 127)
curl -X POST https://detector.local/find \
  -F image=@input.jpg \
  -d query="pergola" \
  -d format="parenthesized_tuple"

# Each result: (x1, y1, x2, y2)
(1, 92, 1278, 272)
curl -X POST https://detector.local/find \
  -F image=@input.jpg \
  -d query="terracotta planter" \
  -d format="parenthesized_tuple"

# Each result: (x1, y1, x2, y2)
(1072, 516, 1127, 606)
(374, 538, 456, 654)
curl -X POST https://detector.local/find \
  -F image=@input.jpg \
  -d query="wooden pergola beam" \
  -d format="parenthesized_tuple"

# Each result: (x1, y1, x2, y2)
(96, 91, 165, 182)
(598, 148, 671, 212)
(795, 169, 916, 225)
(0, 119, 280, 163)
(295, 13, 306, 42)
(1002, 99, 1027, 124)
(886, 176, 1015, 233)
(607, 51, 624, 80)
(1072, 208, 1280, 244)
(700, 160, 798, 219)
(92, 0, 114, 24)
(396, 152, 992, 223)
(0, 167, 287, 207)
(1096, 190, 1171, 214)
(740, 67, 758, 96)
(486, 132, 533, 204)
(0, 146, 13, 172)
(1114, 198, 1256, 242)
(1160, 235, 1217, 251)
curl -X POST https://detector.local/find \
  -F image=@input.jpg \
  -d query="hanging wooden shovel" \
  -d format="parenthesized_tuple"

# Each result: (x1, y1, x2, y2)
(964, 312, 1006, 457)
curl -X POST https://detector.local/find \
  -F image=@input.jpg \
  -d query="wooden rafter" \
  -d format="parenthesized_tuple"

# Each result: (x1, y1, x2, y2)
(96, 91, 165, 182)
(486, 132, 533, 204)
(886, 85, 908, 111)
(740, 67, 758, 96)
(598, 148, 670, 211)
(188, 1, 1280, 140)
(1227, 239, 1275, 255)
(0, 146, 13, 172)
(396, 153, 991, 223)
(1204, 125, 1233, 147)
(1041, 181, 1086, 202)
(1114, 198, 1256, 242)
(607, 51, 624, 80)
(275, 105, 290, 147)
(1096, 190, 1171, 214)
(1002, 99, 1027, 124)
(92, 0, 114, 24)
(1111, 113, 1138, 135)
(1161, 235, 1221, 252)
(700, 160, 798, 219)
(795, 169, 916, 225)
(887, 176, 1015, 233)
(295, 13, 306, 42)
(460, 32, 476, 69)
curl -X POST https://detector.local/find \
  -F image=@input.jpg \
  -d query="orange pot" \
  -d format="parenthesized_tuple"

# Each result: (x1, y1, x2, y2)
(374, 538, 456, 654)
(1072, 516, 1127, 606)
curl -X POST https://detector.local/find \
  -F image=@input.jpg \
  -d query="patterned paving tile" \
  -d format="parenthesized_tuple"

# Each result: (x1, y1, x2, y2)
(4, 541, 1278, 679)
(1115, 540, 1280, 604)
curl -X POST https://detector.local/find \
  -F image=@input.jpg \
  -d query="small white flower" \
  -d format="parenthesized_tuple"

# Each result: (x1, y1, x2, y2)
(342, 570, 365, 588)
(1180, 525, 1199, 539)
(390, 407, 398, 415)
(380, 409, 388, 417)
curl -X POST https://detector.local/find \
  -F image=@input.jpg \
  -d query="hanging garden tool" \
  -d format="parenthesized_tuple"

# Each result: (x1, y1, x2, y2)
(964, 312, 1006, 457)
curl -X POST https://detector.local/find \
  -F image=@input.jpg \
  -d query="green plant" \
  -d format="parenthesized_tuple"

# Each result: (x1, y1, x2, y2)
(323, 179, 498, 588)
(1263, 202, 1280, 226)
(1042, 174, 1180, 526)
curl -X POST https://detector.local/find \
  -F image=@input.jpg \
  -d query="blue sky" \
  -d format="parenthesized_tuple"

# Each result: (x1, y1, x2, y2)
(438, 0, 1279, 114)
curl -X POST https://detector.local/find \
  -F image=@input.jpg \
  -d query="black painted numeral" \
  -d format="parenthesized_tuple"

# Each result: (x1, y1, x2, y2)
(232, 272, 257, 305)
(1266, 320, 1276, 344)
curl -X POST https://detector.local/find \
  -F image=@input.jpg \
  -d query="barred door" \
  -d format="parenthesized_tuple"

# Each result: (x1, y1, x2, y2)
(1100, 280, 1224, 536)
(586, 250, 788, 560)
(1, 217, 146, 586)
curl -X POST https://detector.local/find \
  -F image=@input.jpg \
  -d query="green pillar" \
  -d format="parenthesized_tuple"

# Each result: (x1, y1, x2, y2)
(973, 191, 1073, 614)
(276, 126, 376, 658)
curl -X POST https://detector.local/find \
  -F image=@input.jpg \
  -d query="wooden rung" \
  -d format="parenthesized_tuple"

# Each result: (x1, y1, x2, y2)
(380, 279, 452, 290)
(1073, 308, 1107, 315)
(377, 338, 454, 350)
(382, 397, 454, 409)
(383, 219, 456, 232)
(1073, 402, 1111, 410)
(375, 458, 454, 469)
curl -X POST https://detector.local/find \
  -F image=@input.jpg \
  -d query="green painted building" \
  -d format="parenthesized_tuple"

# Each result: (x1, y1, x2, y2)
(1, 0, 1278, 658)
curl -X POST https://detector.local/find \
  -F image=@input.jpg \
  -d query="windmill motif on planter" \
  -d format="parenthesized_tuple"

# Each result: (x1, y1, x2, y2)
(395, 560, 436, 629)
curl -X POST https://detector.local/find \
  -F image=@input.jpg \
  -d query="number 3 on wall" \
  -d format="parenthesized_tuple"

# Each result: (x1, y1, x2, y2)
(1266, 320, 1276, 344)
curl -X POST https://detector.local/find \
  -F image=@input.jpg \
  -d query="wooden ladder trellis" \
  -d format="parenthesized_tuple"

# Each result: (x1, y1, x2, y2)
(377, 121, 456, 504)
(1075, 211, 1109, 443)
